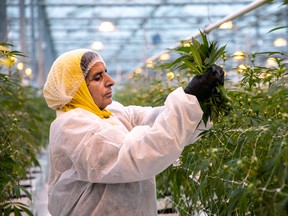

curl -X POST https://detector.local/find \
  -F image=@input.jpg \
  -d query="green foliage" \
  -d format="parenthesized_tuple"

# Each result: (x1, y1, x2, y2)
(165, 32, 226, 74)
(162, 31, 231, 124)
(0, 43, 55, 215)
(115, 47, 288, 215)
(114, 65, 179, 107)
(0, 43, 25, 76)
(156, 52, 288, 215)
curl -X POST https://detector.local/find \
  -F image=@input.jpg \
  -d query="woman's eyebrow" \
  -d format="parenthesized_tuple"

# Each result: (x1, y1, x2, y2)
(92, 71, 103, 77)
(89, 68, 107, 78)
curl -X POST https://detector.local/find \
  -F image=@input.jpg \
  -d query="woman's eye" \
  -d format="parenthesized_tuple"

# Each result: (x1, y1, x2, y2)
(93, 74, 102, 81)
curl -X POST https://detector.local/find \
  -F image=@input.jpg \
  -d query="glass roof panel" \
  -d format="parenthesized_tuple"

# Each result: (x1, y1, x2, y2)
(4, 0, 287, 86)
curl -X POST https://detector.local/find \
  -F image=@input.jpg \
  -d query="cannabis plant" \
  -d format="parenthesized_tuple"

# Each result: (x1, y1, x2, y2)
(0, 43, 54, 215)
(115, 45, 288, 216)
(163, 31, 231, 124)
(157, 51, 288, 215)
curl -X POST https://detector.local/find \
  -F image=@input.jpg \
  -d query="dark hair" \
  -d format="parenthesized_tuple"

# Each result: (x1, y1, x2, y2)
(80, 51, 101, 78)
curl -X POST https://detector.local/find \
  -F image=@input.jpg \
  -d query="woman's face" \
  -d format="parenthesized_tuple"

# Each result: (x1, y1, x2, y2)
(86, 62, 115, 109)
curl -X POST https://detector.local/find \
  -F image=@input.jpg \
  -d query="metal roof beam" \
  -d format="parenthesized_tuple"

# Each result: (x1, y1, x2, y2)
(7, 1, 255, 7)
(9, 15, 225, 20)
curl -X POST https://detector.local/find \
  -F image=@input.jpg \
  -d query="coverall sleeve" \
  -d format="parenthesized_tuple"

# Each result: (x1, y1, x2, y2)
(70, 87, 212, 183)
(107, 101, 164, 128)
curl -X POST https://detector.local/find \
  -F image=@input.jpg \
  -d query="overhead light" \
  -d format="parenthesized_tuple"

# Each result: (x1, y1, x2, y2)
(159, 53, 170, 61)
(98, 22, 115, 32)
(233, 51, 245, 60)
(266, 57, 277, 67)
(237, 64, 247, 73)
(25, 67, 32, 76)
(219, 21, 233, 29)
(135, 67, 142, 74)
(91, 41, 104, 50)
(17, 62, 24, 70)
(145, 60, 153, 68)
(273, 38, 287, 47)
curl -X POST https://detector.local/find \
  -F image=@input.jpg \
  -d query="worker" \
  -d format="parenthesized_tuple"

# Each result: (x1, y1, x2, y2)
(43, 49, 224, 216)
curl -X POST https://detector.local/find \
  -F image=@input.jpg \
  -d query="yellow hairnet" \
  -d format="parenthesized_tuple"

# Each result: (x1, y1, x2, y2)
(43, 49, 111, 118)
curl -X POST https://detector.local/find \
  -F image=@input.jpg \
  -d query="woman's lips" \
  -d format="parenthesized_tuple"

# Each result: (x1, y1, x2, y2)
(104, 91, 112, 98)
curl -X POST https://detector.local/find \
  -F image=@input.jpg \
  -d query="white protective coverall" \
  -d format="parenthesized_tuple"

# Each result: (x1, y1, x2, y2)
(48, 86, 211, 216)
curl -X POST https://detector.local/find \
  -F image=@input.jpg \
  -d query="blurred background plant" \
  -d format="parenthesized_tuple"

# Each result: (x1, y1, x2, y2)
(0, 43, 54, 215)
(114, 36, 288, 216)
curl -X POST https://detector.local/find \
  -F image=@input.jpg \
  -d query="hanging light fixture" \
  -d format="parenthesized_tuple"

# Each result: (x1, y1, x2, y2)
(233, 51, 245, 60)
(273, 38, 287, 47)
(145, 60, 153, 68)
(237, 64, 247, 73)
(266, 57, 278, 67)
(91, 41, 104, 50)
(159, 53, 170, 61)
(219, 21, 233, 29)
(135, 67, 142, 74)
(17, 62, 24, 70)
(98, 22, 115, 32)
(25, 67, 32, 76)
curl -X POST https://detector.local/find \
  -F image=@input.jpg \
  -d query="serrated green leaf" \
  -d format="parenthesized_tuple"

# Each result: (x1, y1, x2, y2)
(200, 31, 209, 48)
(0, 202, 11, 209)
(18, 204, 33, 216)
(192, 37, 201, 48)
(175, 46, 191, 54)
(183, 60, 202, 75)
(14, 185, 21, 198)
(0, 42, 13, 46)
(268, 25, 288, 33)
(198, 44, 210, 61)
(163, 55, 186, 69)
(208, 44, 226, 66)
(13, 206, 22, 216)
(216, 85, 232, 102)
(189, 45, 203, 73)
(4, 206, 12, 216)
(19, 186, 32, 200)
(254, 51, 284, 56)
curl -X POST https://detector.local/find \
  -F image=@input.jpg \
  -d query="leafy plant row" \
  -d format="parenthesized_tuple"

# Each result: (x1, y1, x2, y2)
(0, 43, 54, 215)
(114, 39, 288, 215)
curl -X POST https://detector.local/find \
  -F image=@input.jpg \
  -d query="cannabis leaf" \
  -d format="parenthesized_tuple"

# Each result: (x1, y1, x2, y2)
(167, 31, 232, 124)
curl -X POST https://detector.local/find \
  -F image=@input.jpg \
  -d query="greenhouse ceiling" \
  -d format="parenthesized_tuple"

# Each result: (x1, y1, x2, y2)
(5, 0, 288, 85)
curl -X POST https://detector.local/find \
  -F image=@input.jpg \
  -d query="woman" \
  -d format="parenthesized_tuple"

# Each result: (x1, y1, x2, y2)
(43, 49, 224, 216)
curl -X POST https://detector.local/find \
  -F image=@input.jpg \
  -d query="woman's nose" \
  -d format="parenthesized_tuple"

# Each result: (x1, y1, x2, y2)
(105, 73, 115, 87)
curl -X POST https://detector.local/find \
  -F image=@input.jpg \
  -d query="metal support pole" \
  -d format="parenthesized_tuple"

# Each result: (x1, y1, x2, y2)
(0, 0, 7, 42)
(30, 0, 37, 86)
(36, 0, 56, 87)
(145, 0, 270, 63)
(200, 0, 269, 35)
(37, 1, 45, 87)
(19, 0, 27, 56)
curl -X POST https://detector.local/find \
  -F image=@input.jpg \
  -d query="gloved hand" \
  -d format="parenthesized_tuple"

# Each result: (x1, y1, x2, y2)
(184, 65, 225, 101)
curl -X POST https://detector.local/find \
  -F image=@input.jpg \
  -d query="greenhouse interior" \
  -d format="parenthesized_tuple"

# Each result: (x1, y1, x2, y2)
(0, 0, 287, 215)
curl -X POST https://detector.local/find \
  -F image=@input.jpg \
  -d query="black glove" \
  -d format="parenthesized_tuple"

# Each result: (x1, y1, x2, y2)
(184, 65, 224, 101)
